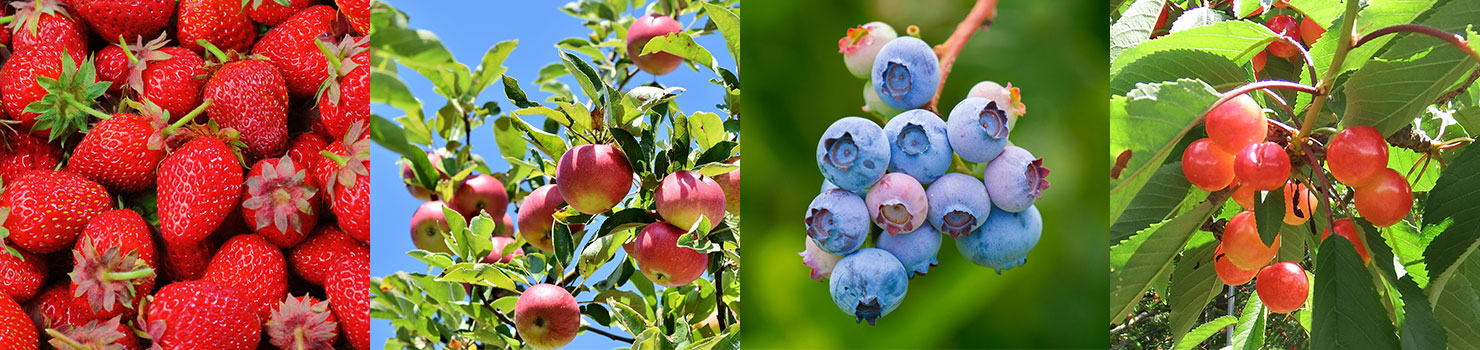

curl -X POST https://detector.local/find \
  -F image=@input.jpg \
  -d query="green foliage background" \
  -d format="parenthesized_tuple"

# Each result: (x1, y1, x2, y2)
(740, 0, 1109, 347)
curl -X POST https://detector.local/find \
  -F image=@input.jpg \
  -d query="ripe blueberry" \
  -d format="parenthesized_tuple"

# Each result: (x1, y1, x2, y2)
(924, 172, 991, 238)
(956, 205, 1041, 273)
(871, 36, 940, 110)
(805, 189, 871, 255)
(946, 97, 1011, 163)
(982, 146, 1050, 213)
(829, 248, 909, 326)
(864, 173, 929, 236)
(817, 117, 890, 192)
(876, 224, 942, 278)
(884, 109, 953, 184)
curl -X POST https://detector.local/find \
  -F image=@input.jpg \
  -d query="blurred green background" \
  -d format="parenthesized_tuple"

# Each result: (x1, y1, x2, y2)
(740, 0, 1109, 347)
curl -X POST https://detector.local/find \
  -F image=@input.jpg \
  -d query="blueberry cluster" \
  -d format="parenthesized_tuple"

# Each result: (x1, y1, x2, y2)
(804, 22, 1049, 326)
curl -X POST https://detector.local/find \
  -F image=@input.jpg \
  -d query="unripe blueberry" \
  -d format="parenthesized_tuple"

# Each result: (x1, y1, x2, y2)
(1256, 262, 1309, 314)
(1223, 210, 1280, 270)
(1232, 141, 1289, 191)
(884, 109, 953, 184)
(626, 14, 685, 76)
(630, 222, 708, 287)
(872, 36, 940, 110)
(518, 185, 584, 252)
(514, 283, 580, 349)
(966, 81, 1026, 130)
(946, 97, 1011, 163)
(799, 238, 844, 281)
(956, 205, 1041, 273)
(1326, 125, 1388, 187)
(982, 146, 1050, 213)
(817, 117, 890, 192)
(924, 173, 991, 238)
(556, 144, 634, 214)
(1321, 218, 1370, 264)
(1353, 168, 1412, 227)
(1182, 138, 1236, 192)
(1204, 94, 1265, 154)
(839, 21, 898, 79)
(864, 173, 929, 236)
(805, 189, 870, 255)
(450, 174, 508, 219)
(863, 81, 904, 118)
(655, 170, 727, 231)
(876, 225, 942, 278)
(410, 201, 453, 254)
(829, 248, 909, 326)
(1214, 244, 1258, 285)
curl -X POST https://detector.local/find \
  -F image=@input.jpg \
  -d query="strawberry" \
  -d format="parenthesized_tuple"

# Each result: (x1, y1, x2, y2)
(243, 156, 320, 248)
(0, 170, 110, 254)
(69, 209, 157, 321)
(144, 280, 260, 350)
(9, 0, 88, 56)
(43, 315, 139, 350)
(176, 0, 256, 54)
(66, 100, 210, 192)
(322, 122, 368, 243)
(335, 0, 368, 35)
(309, 119, 365, 191)
(254, 5, 337, 99)
(201, 234, 288, 323)
(73, 0, 174, 44)
(27, 283, 89, 330)
(202, 57, 290, 159)
(0, 249, 47, 303)
(0, 294, 37, 350)
(325, 263, 366, 350)
(0, 132, 62, 184)
(0, 6, 12, 50)
(157, 136, 244, 246)
(284, 132, 327, 171)
(249, 0, 318, 27)
(0, 44, 87, 132)
(93, 44, 131, 96)
(288, 225, 364, 286)
(158, 239, 214, 282)
(266, 295, 338, 349)
(142, 46, 209, 122)
(317, 35, 368, 141)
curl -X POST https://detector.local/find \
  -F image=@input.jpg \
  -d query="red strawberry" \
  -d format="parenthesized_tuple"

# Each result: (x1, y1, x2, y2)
(158, 239, 214, 282)
(249, 0, 319, 27)
(0, 131, 62, 184)
(26, 283, 89, 331)
(176, 0, 256, 54)
(0, 249, 47, 303)
(0, 44, 87, 131)
(66, 100, 210, 192)
(0, 6, 12, 50)
(0, 170, 110, 254)
(69, 209, 157, 321)
(254, 5, 337, 99)
(43, 315, 138, 350)
(142, 46, 209, 122)
(73, 0, 175, 43)
(266, 295, 338, 349)
(323, 122, 368, 243)
(325, 263, 366, 350)
(284, 132, 327, 171)
(310, 119, 366, 191)
(93, 44, 131, 95)
(317, 35, 368, 141)
(157, 136, 244, 246)
(203, 58, 290, 159)
(9, 0, 88, 56)
(243, 156, 320, 248)
(288, 225, 364, 286)
(335, 0, 368, 35)
(144, 280, 260, 350)
(201, 234, 288, 323)
(0, 294, 37, 350)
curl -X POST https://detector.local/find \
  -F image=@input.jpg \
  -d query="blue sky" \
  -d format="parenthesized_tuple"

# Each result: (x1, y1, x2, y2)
(370, 0, 735, 348)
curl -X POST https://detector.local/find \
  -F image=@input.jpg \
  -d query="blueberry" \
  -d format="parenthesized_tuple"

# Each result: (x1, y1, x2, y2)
(883, 110, 953, 184)
(829, 248, 909, 325)
(817, 117, 890, 192)
(799, 237, 845, 281)
(871, 36, 940, 110)
(966, 81, 1025, 130)
(839, 22, 898, 79)
(863, 81, 903, 118)
(983, 146, 1050, 213)
(956, 205, 1041, 273)
(947, 97, 1011, 163)
(864, 173, 929, 236)
(821, 179, 867, 197)
(805, 189, 870, 255)
(925, 173, 991, 238)
(875, 224, 942, 278)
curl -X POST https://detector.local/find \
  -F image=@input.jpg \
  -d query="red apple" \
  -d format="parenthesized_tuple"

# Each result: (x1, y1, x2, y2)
(655, 170, 727, 231)
(555, 144, 634, 214)
(711, 161, 740, 216)
(518, 185, 584, 252)
(626, 13, 685, 75)
(410, 201, 453, 254)
(402, 151, 445, 201)
(514, 283, 580, 349)
(450, 174, 509, 218)
(629, 222, 708, 287)
(481, 236, 524, 264)
(493, 211, 517, 237)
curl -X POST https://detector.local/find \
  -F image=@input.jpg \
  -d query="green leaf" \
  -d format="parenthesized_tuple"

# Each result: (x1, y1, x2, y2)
(1254, 186, 1284, 247)
(514, 106, 574, 130)
(469, 40, 517, 100)
(1110, 49, 1248, 96)
(370, 70, 428, 143)
(1433, 254, 1480, 348)
(1422, 145, 1480, 305)
(491, 116, 529, 163)
(1312, 237, 1400, 349)
(697, 2, 739, 66)
(502, 75, 540, 109)
(554, 101, 593, 132)
(1395, 275, 1447, 349)
(1168, 7, 1227, 33)
(1110, 21, 1275, 76)
(507, 114, 570, 160)
(1109, 79, 1220, 221)
(1341, 48, 1476, 136)
(1167, 243, 1224, 344)
(1173, 316, 1237, 350)
(596, 208, 657, 238)
(1110, 162, 1193, 243)
(1110, 199, 1219, 324)
(579, 229, 633, 280)
(1108, 0, 1167, 62)
(1229, 291, 1266, 350)
(642, 32, 716, 72)
(688, 111, 725, 150)
(559, 49, 603, 102)
(439, 263, 517, 292)
(693, 162, 740, 178)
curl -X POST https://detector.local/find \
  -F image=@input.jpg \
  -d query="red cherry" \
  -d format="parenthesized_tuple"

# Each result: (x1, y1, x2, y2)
(1234, 142, 1290, 191)
(1215, 244, 1258, 285)
(1300, 17, 1325, 45)
(1353, 168, 1412, 227)
(1252, 51, 1267, 73)
(1327, 126, 1389, 187)
(1223, 211, 1281, 270)
(1205, 94, 1266, 153)
(1265, 15, 1301, 59)
(1321, 218, 1371, 264)
(1182, 138, 1236, 191)
(1231, 179, 1256, 209)
(1282, 181, 1317, 225)
(1256, 262, 1309, 314)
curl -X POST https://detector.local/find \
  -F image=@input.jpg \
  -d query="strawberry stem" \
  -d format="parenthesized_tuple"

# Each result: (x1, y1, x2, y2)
(117, 36, 137, 64)
(319, 150, 348, 166)
(197, 39, 229, 63)
(44, 328, 86, 348)
(161, 99, 212, 134)
(315, 38, 342, 74)
(63, 96, 113, 120)
(104, 267, 154, 281)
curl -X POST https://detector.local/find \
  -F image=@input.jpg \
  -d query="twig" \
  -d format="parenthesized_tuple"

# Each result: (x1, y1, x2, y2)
(925, 0, 997, 113)
(1293, 0, 1361, 153)
(1352, 24, 1480, 63)
(584, 326, 636, 343)
(1110, 305, 1170, 334)
(1435, 67, 1480, 105)
(713, 251, 729, 331)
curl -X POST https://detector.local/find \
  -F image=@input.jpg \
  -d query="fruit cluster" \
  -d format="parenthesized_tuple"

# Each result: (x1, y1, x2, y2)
(1249, 2, 1325, 73)
(0, 0, 370, 349)
(802, 21, 1048, 325)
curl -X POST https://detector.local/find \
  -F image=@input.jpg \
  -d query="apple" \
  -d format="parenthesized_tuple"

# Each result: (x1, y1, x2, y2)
(626, 13, 685, 75)
(655, 170, 727, 231)
(493, 211, 517, 237)
(514, 283, 580, 349)
(629, 222, 708, 287)
(711, 160, 740, 216)
(450, 174, 509, 218)
(555, 144, 633, 214)
(410, 201, 453, 254)
(481, 236, 524, 264)
(518, 185, 584, 252)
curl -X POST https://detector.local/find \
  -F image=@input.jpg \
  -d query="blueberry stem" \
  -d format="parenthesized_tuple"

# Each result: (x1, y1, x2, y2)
(925, 0, 997, 113)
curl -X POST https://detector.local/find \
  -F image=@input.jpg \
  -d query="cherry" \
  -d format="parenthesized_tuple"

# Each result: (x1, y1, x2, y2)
(1300, 16, 1325, 45)
(1233, 142, 1290, 191)
(1252, 51, 1267, 73)
(1256, 262, 1309, 314)
(1223, 210, 1281, 270)
(1182, 138, 1236, 191)
(1265, 15, 1301, 59)
(1214, 244, 1258, 285)
(1204, 94, 1265, 154)
(1326, 125, 1389, 187)
(1282, 181, 1316, 225)
(1353, 168, 1412, 227)
(1322, 218, 1371, 264)
(1231, 179, 1256, 209)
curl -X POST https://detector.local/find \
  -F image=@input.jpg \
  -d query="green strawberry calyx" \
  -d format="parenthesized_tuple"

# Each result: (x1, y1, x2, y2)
(27, 49, 113, 144)
(70, 237, 155, 313)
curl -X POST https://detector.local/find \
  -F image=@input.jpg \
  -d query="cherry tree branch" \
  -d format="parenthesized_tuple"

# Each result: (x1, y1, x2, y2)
(926, 0, 997, 112)
(1352, 24, 1480, 63)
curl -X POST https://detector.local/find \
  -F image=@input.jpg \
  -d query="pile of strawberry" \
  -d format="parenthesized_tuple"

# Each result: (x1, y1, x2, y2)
(0, 0, 370, 349)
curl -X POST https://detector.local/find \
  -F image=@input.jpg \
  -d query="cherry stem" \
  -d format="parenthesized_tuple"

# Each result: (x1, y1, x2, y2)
(1277, 35, 1319, 86)
(1201, 81, 1318, 122)
(925, 0, 997, 113)
(1301, 144, 1339, 227)
(1254, 88, 1298, 127)
(1352, 24, 1480, 63)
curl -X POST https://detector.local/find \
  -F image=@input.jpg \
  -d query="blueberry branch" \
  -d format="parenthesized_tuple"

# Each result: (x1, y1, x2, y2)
(925, 0, 997, 113)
